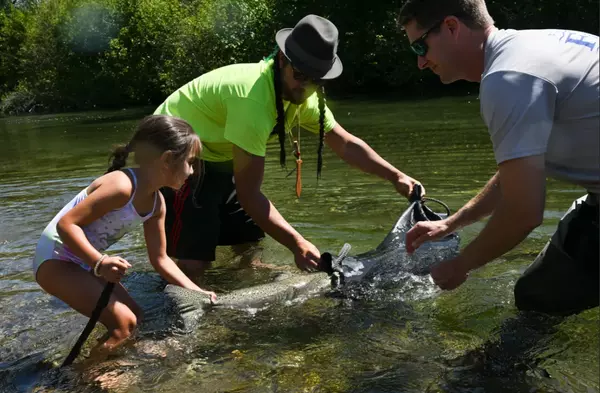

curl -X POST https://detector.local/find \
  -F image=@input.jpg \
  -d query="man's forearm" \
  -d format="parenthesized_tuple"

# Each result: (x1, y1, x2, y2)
(232, 145, 305, 252)
(459, 198, 539, 270)
(327, 126, 409, 183)
(339, 136, 408, 182)
(238, 191, 303, 252)
(447, 172, 501, 231)
(459, 156, 546, 269)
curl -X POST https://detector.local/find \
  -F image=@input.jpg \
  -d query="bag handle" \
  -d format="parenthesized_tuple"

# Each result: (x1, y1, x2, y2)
(409, 184, 451, 221)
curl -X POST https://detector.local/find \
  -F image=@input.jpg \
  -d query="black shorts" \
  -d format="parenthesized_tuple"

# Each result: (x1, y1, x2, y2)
(160, 160, 265, 262)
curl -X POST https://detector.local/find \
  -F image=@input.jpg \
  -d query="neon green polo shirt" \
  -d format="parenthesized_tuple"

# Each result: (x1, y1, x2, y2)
(154, 59, 337, 162)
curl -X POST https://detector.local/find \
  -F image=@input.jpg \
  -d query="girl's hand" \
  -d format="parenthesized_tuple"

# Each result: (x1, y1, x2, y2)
(98, 256, 131, 283)
(201, 290, 217, 304)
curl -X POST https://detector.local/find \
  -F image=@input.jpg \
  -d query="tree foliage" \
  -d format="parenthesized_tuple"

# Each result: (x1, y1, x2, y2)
(0, 0, 598, 114)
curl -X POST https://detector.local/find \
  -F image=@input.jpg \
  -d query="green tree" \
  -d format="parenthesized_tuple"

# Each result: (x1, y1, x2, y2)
(0, 0, 598, 115)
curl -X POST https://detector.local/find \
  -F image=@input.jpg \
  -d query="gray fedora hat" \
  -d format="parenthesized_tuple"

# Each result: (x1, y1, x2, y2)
(275, 14, 343, 80)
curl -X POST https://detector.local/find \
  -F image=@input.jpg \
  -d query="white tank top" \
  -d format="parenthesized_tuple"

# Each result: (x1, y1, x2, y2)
(35, 168, 157, 270)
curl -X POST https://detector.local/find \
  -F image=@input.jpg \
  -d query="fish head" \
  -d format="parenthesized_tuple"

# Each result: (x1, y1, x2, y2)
(163, 284, 211, 333)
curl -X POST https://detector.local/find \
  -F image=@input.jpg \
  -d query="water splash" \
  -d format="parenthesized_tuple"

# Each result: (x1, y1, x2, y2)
(335, 220, 460, 302)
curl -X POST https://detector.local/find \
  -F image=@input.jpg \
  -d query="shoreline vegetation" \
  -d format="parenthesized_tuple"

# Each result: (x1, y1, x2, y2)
(1, 0, 597, 116)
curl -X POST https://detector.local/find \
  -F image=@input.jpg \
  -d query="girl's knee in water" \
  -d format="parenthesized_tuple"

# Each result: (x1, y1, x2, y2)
(107, 307, 139, 346)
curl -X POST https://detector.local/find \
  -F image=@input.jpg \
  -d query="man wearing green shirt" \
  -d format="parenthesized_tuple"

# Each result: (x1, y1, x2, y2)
(155, 14, 423, 277)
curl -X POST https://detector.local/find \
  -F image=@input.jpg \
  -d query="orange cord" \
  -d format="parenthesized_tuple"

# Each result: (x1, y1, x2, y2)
(293, 140, 302, 198)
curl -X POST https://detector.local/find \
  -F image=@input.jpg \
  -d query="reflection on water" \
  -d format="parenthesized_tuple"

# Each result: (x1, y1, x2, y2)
(0, 98, 598, 393)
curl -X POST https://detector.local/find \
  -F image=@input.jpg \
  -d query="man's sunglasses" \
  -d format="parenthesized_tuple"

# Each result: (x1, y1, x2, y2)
(409, 19, 444, 57)
(285, 58, 325, 85)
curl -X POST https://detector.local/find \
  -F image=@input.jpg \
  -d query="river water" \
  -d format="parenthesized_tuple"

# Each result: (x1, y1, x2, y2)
(0, 97, 597, 393)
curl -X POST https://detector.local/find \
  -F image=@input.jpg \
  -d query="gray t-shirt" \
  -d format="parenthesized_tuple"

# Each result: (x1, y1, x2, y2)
(481, 28, 599, 193)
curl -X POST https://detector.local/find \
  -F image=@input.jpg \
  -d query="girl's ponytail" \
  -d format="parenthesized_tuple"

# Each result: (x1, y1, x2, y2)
(106, 143, 131, 173)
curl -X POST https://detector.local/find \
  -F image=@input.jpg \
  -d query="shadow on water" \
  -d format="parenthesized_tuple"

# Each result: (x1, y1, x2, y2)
(434, 313, 566, 393)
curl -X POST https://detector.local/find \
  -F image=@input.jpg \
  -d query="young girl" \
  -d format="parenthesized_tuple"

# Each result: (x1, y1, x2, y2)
(33, 114, 216, 353)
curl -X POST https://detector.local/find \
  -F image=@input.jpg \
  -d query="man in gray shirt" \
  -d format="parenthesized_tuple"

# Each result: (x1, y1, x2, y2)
(397, 0, 599, 315)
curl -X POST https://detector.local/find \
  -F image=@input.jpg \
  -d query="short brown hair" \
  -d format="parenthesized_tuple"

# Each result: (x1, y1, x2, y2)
(397, 0, 494, 30)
